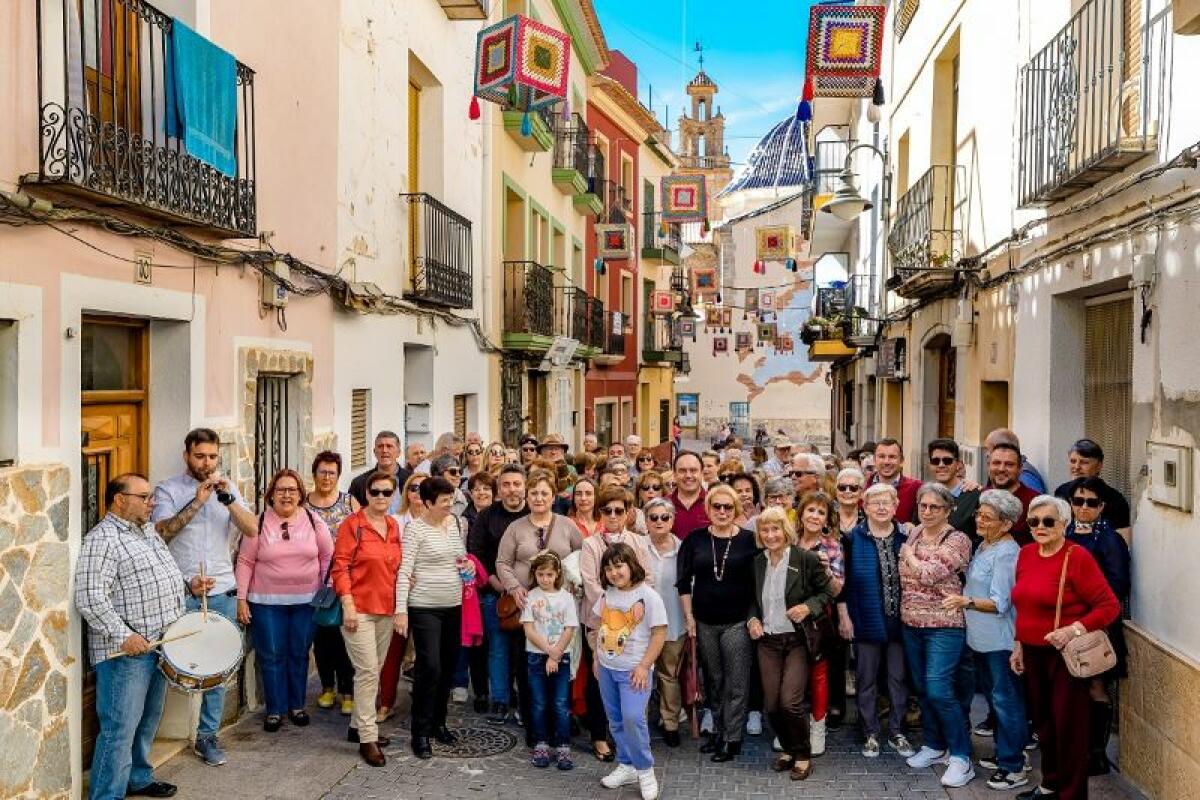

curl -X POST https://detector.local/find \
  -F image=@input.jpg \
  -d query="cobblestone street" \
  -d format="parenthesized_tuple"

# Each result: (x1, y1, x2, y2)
(156, 681, 1144, 800)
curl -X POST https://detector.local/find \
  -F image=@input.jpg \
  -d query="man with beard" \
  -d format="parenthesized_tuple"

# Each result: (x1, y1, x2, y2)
(985, 443, 1037, 545)
(152, 428, 256, 767)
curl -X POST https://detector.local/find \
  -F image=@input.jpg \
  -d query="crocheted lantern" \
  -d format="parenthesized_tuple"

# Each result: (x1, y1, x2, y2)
(473, 15, 570, 121)
(806, 4, 886, 98)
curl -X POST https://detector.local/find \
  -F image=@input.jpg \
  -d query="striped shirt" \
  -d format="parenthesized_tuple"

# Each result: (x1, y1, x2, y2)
(75, 513, 186, 665)
(395, 515, 468, 612)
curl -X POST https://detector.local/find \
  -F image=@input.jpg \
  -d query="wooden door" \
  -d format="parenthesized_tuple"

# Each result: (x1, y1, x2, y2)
(937, 345, 956, 440)
(81, 0, 142, 133)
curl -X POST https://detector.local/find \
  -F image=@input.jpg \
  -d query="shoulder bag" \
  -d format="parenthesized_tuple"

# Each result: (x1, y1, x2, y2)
(312, 512, 362, 627)
(1055, 546, 1117, 678)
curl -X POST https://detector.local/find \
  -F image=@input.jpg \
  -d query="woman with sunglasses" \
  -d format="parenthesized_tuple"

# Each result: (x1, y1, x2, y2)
(676, 483, 758, 762)
(643, 498, 687, 748)
(331, 471, 403, 766)
(834, 467, 867, 535)
(569, 477, 600, 538)
(1066, 477, 1130, 776)
(634, 470, 665, 509)
(579, 486, 655, 760)
(235, 469, 333, 733)
(485, 442, 508, 473)
(463, 442, 486, 484)
(1010, 496, 1119, 800)
(395, 473, 428, 528)
(634, 450, 658, 476)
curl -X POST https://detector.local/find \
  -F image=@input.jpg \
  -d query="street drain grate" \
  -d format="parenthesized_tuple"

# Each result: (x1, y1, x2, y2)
(430, 726, 519, 758)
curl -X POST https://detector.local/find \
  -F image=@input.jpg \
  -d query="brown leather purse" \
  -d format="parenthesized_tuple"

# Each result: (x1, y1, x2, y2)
(497, 591, 523, 632)
(1055, 546, 1117, 679)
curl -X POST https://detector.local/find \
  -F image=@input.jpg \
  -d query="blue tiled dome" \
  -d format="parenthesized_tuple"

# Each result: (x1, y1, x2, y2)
(720, 116, 811, 195)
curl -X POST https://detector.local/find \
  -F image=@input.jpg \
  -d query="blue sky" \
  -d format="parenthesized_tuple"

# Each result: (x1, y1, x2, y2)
(593, 0, 817, 167)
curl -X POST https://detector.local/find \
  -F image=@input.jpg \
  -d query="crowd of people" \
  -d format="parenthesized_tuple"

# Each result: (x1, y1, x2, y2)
(76, 425, 1131, 800)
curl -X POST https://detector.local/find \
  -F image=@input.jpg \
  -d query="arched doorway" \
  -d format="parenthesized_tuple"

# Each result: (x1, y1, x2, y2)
(921, 332, 957, 452)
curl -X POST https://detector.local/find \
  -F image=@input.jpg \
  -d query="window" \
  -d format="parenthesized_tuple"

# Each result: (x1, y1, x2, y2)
(1085, 295, 1133, 496)
(350, 389, 370, 469)
(621, 274, 633, 317)
(454, 394, 468, 440)
(0, 320, 15, 466)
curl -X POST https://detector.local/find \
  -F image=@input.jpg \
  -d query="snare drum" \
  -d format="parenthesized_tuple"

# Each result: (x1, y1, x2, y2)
(159, 611, 244, 693)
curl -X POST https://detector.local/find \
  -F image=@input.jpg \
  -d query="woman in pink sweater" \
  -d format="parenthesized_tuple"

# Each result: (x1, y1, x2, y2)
(236, 469, 333, 731)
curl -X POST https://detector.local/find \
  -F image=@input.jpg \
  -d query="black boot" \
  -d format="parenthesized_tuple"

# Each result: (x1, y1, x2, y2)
(1087, 700, 1113, 776)
(434, 725, 458, 745)
(411, 735, 433, 759)
(711, 739, 741, 763)
(699, 734, 722, 754)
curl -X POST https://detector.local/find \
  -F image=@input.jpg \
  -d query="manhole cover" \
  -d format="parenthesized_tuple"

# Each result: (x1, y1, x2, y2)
(431, 726, 519, 758)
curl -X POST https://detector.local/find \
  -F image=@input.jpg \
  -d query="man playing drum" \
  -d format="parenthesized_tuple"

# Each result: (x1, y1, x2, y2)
(75, 474, 212, 800)
(152, 428, 257, 766)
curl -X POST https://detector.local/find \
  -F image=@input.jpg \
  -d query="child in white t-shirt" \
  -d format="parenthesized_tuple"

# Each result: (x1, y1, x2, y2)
(593, 542, 668, 800)
(520, 551, 578, 770)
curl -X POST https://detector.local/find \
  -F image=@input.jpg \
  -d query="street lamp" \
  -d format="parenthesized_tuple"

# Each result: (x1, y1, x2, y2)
(820, 143, 888, 221)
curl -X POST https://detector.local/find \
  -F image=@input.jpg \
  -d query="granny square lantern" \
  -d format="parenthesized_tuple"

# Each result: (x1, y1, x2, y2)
(474, 15, 570, 111)
(661, 175, 708, 222)
(596, 224, 632, 260)
(806, 4, 885, 98)
(756, 225, 799, 261)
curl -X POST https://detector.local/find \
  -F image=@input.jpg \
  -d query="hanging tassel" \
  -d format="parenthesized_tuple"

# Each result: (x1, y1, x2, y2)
(867, 77, 885, 124)
(786, 257, 796, 272)
(468, 95, 481, 121)
(716, 291, 722, 305)
(797, 73, 814, 123)
(520, 111, 532, 137)
(702, 218, 710, 235)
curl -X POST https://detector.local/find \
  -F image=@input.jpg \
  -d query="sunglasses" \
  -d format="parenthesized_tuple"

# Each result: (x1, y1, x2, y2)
(1071, 497, 1102, 508)
(791, 470, 818, 477)
(466, 448, 483, 456)
(520, 445, 537, 452)
(928, 456, 956, 467)
(368, 487, 395, 498)
(1028, 516, 1059, 529)
(638, 455, 654, 462)
(647, 514, 673, 523)
(444, 468, 461, 476)
(710, 502, 735, 512)
(280, 521, 290, 540)
(600, 506, 627, 516)
(408, 484, 422, 492)
(642, 484, 663, 491)
(836, 484, 861, 492)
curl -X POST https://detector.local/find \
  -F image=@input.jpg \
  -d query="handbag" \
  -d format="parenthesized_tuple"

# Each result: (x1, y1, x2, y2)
(1055, 546, 1117, 679)
(497, 592, 523, 632)
(681, 634, 703, 738)
(800, 610, 835, 663)
(311, 513, 362, 627)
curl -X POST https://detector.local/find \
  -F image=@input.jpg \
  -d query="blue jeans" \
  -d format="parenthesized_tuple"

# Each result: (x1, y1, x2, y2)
(598, 664, 654, 770)
(526, 652, 571, 747)
(89, 653, 167, 800)
(902, 626, 971, 760)
(248, 602, 315, 716)
(481, 592, 510, 704)
(186, 592, 238, 736)
(978, 649, 1028, 772)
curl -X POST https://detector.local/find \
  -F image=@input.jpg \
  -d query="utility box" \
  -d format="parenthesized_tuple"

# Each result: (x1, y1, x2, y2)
(405, 403, 431, 435)
(1147, 441, 1194, 512)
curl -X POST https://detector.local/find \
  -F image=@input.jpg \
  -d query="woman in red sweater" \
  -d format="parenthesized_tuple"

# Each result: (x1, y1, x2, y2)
(1010, 495, 1119, 800)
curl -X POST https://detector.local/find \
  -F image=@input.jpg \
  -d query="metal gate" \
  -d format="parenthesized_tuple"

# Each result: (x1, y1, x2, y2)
(729, 402, 750, 438)
(500, 358, 524, 447)
(1084, 295, 1133, 496)
(254, 374, 290, 510)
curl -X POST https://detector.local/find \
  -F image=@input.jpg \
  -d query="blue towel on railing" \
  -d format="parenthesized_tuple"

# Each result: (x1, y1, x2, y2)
(165, 19, 237, 177)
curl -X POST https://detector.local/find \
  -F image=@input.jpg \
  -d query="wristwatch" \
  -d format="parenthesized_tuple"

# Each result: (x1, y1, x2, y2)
(966, 598, 976, 611)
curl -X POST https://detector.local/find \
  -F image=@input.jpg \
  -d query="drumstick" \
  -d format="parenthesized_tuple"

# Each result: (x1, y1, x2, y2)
(109, 630, 199, 659)
(198, 561, 208, 622)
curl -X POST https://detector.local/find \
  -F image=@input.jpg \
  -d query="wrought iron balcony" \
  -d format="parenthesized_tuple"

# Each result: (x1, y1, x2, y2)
(553, 113, 590, 194)
(401, 193, 473, 309)
(642, 314, 683, 364)
(588, 295, 606, 350)
(813, 275, 878, 347)
(555, 285, 592, 345)
(886, 165, 963, 300)
(502, 260, 554, 343)
(34, 0, 256, 236)
(1017, 0, 1159, 206)
(606, 312, 628, 356)
(641, 212, 681, 265)
(813, 132, 853, 197)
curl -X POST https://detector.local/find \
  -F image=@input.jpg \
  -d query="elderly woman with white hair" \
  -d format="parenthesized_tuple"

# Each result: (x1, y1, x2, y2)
(941, 489, 1028, 790)
(1010, 495, 1119, 800)
(897, 482, 974, 787)
(643, 497, 687, 748)
(834, 467, 867, 535)
(837, 482, 915, 760)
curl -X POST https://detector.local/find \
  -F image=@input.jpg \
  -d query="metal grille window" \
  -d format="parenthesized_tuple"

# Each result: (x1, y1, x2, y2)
(254, 374, 290, 510)
(1084, 296, 1133, 496)
(350, 389, 369, 469)
(500, 358, 524, 447)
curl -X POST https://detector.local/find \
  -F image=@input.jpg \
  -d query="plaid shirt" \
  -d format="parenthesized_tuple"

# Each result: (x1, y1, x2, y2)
(75, 512, 186, 665)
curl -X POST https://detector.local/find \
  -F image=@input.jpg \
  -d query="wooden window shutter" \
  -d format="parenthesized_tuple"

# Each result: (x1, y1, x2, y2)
(454, 395, 467, 440)
(350, 389, 370, 469)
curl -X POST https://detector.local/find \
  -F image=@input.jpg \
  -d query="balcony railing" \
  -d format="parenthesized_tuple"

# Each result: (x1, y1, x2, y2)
(814, 133, 853, 196)
(887, 165, 962, 274)
(555, 285, 591, 343)
(588, 295, 606, 349)
(606, 311, 628, 356)
(641, 211, 681, 261)
(553, 113, 590, 175)
(503, 260, 554, 338)
(813, 275, 877, 344)
(401, 193, 473, 309)
(35, 0, 256, 236)
(1017, 0, 1160, 206)
(642, 314, 683, 362)
(678, 154, 730, 170)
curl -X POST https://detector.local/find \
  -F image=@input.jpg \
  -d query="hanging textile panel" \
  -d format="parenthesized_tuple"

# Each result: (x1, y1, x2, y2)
(806, 4, 886, 98)
(756, 225, 799, 261)
(596, 224, 633, 260)
(651, 290, 674, 315)
(660, 175, 708, 222)
(744, 288, 759, 313)
(713, 336, 729, 355)
(475, 15, 570, 110)
(735, 332, 753, 352)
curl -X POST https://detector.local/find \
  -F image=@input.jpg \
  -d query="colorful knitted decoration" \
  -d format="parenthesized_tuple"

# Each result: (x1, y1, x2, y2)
(660, 175, 708, 222)
(756, 225, 797, 262)
(474, 15, 570, 113)
(806, 4, 886, 98)
(596, 224, 632, 260)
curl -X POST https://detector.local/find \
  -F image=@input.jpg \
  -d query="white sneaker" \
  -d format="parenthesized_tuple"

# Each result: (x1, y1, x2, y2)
(746, 710, 763, 735)
(907, 746, 949, 769)
(678, 708, 688, 724)
(700, 709, 714, 734)
(451, 687, 468, 703)
(637, 768, 659, 800)
(772, 736, 783, 753)
(809, 716, 826, 756)
(600, 764, 638, 789)
(941, 756, 976, 787)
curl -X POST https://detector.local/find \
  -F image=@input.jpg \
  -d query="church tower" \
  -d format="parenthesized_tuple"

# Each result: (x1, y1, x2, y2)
(676, 56, 734, 205)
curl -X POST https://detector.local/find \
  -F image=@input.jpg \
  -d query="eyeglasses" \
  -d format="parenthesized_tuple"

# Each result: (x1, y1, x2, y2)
(280, 521, 290, 540)
(368, 487, 395, 498)
(973, 511, 1000, 523)
(865, 499, 893, 508)
(917, 502, 948, 513)
(928, 456, 956, 467)
(520, 445, 537, 452)
(642, 484, 662, 491)
(119, 491, 152, 501)
(710, 502, 735, 512)
(836, 484, 861, 493)
(791, 470, 818, 477)
(647, 514, 673, 523)
(600, 506, 627, 516)
(1028, 516, 1060, 529)
(1071, 496, 1102, 508)
(274, 487, 300, 496)
(315, 469, 339, 478)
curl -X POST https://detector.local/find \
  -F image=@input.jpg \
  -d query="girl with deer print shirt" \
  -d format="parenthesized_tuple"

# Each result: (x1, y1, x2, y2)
(592, 542, 668, 800)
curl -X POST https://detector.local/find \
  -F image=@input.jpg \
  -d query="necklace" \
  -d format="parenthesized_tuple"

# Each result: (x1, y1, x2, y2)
(710, 528, 734, 581)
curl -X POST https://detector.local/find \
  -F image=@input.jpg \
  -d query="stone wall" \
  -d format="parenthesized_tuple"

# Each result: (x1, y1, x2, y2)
(1121, 623, 1200, 799)
(0, 464, 72, 799)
